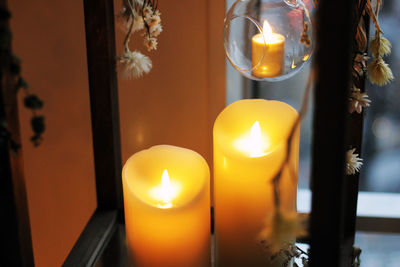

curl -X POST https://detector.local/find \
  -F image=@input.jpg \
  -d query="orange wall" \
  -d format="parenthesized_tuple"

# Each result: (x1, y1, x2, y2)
(116, 0, 226, 162)
(9, 0, 225, 266)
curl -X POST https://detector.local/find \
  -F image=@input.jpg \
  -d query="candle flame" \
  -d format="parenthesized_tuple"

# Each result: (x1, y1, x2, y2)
(303, 54, 310, 61)
(262, 20, 273, 42)
(149, 169, 180, 209)
(159, 169, 173, 206)
(291, 59, 296, 69)
(249, 121, 267, 157)
(234, 121, 269, 158)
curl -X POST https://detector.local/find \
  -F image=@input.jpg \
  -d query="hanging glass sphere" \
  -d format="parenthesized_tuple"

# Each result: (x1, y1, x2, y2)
(224, 0, 313, 82)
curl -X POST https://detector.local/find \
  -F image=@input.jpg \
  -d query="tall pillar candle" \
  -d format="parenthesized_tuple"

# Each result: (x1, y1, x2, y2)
(122, 145, 211, 267)
(213, 99, 299, 266)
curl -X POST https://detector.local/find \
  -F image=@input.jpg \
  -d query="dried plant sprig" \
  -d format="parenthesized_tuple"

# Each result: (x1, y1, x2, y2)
(356, 22, 367, 51)
(259, 210, 308, 255)
(353, 52, 369, 78)
(118, 0, 162, 79)
(259, 70, 314, 256)
(299, 6, 311, 47)
(352, 246, 362, 267)
(10, 54, 45, 147)
(367, 57, 394, 86)
(365, 0, 382, 35)
(346, 148, 363, 175)
(349, 86, 371, 114)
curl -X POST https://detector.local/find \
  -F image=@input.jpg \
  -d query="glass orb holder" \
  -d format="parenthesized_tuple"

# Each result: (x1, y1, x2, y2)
(224, 0, 313, 82)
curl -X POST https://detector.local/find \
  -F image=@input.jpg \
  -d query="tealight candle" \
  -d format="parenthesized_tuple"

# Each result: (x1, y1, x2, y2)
(122, 145, 211, 267)
(252, 20, 285, 78)
(213, 99, 299, 267)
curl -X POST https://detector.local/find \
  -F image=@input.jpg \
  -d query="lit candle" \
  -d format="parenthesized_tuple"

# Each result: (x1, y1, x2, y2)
(213, 99, 299, 267)
(122, 145, 211, 267)
(252, 20, 285, 78)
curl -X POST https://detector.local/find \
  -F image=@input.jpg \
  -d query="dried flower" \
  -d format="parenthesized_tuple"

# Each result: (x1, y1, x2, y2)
(346, 148, 363, 175)
(302, 257, 309, 267)
(353, 246, 362, 267)
(150, 23, 163, 37)
(119, 49, 152, 78)
(299, 22, 311, 47)
(118, 1, 162, 79)
(143, 36, 158, 51)
(367, 57, 394, 86)
(132, 14, 145, 32)
(353, 53, 369, 77)
(349, 86, 371, 114)
(146, 14, 161, 27)
(259, 210, 306, 254)
(142, 5, 153, 18)
(370, 35, 391, 58)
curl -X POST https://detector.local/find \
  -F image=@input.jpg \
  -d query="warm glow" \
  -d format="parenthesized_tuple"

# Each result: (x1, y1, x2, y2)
(262, 20, 273, 42)
(234, 121, 269, 158)
(291, 59, 296, 69)
(150, 169, 179, 208)
(303, 54, 310, 61)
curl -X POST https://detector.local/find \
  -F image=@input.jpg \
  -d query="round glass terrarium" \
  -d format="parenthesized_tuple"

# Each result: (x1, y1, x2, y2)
(224, 0, 313, 81)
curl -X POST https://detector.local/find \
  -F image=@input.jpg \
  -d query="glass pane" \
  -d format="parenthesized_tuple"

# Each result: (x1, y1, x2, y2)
(226, 0, 400, 194)
(360, 0, 400, 193)
(355, 232, 400, 267)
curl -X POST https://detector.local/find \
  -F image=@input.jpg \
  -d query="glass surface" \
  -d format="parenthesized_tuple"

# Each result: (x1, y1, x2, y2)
(250, 0, 400, 194)
(96, 227, 400, 266)
(360, 0, 400, 193)
(95, 225, 215, 267)
(355, 232, 400, 267)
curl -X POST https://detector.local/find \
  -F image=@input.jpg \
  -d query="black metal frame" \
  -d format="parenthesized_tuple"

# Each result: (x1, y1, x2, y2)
(2, 0, 377, 266)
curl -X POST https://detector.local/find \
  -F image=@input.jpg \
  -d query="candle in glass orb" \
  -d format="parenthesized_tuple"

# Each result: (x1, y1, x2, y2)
(122, 145, 211, 267)
(213, 99, 299, 267)
(252, 20, 285, 78)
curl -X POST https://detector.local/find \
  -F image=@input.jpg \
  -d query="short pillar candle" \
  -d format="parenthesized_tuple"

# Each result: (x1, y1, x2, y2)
(252, 20, 285, 78)
(213, 99, 299, 267)
(122, 145, 211, 267)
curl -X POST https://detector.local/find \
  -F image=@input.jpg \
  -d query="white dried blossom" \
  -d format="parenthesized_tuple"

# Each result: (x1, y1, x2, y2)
(150, 23, 163, 37)
(146, 14, 161, 27)
(142, 5, 153, 18)
(346, 148, 363, 175)
(370, 35, 392, 58)
(143, 36, 158, 51)
(119, 50, 152, 78)
(367, 57, 394, 86)
(349, 86, 371, 114)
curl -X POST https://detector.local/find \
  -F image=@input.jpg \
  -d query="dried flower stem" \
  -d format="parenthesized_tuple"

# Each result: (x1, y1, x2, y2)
(123, 0, 136, 52)
(272, 68, 314, 209)
(365, 0, 382, 35)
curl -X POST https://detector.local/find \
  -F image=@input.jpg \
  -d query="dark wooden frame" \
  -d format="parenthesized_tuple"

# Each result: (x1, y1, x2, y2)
(1, 0, 34, 266)
(63, 0, 123, 266)
(309, 0, 363, 266)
